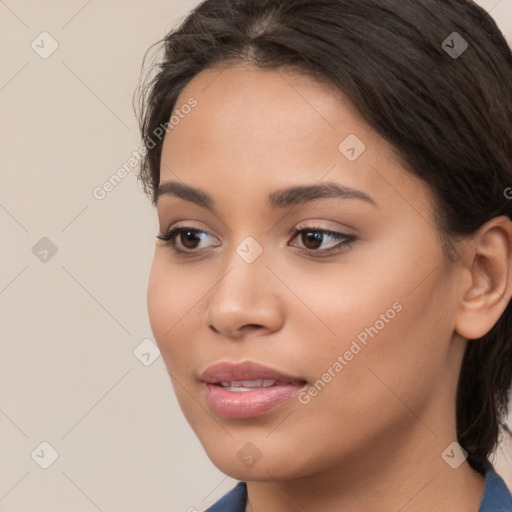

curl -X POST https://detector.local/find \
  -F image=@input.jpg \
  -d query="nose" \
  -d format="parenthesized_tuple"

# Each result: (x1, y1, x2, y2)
(206, 250, 284, 340)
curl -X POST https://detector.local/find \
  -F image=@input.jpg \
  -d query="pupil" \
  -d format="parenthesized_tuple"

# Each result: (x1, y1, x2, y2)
(303, 231, 322, 249)
(182, 231, 200, 249)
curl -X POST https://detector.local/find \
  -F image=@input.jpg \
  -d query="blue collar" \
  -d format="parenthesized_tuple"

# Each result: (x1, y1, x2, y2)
(478, 468, 512, 511)
(206, 468, 512, 512)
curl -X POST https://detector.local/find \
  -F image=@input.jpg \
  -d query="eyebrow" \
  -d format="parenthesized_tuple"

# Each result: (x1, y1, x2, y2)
(156, 180, 377, 211)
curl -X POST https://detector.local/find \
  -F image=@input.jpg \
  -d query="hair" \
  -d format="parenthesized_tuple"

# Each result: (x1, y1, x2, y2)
(135, 0, 512, 475)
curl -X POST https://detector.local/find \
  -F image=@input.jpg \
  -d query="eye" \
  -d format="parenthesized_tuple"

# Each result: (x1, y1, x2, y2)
(156, 224, 357, 257)
(289, 225, 356, 255)
(156, 226, 219, 255)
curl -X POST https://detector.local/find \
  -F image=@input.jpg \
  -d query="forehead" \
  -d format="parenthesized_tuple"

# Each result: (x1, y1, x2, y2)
(159, 63, 433, 220)
(164, 62, 370, 160)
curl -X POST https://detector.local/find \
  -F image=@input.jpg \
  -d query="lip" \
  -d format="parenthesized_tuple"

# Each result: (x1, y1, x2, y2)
(200, 361, 307, 419)
(199, 360, 306, 384)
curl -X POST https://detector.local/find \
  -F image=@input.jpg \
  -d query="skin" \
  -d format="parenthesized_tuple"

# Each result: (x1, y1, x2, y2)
(147, 62, 512, 511)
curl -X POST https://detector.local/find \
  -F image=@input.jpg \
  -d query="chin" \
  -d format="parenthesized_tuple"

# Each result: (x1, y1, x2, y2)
(201, 438, 313, 482)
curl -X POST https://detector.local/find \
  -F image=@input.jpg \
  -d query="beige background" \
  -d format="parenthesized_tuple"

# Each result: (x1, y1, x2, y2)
(1, 1, 511, 510)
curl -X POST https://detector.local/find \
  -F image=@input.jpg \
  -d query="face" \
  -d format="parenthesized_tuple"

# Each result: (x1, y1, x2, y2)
(148, 63, 466, 482)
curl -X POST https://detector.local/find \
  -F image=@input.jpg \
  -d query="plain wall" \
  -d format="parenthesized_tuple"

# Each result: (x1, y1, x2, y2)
(1, 1, 511, 510)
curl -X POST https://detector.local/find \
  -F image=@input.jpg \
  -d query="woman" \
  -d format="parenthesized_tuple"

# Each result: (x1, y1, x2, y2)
(135, 0, 512, 510)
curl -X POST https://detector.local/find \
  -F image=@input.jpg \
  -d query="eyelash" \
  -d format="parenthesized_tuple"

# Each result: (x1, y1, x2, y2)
(156, 225, 356, 257)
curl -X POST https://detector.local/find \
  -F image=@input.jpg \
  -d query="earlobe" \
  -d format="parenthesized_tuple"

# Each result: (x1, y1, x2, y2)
(455, 215, 512, 340)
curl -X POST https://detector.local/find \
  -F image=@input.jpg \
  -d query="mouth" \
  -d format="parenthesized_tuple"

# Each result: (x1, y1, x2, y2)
(200, 360, 307, 384)
(213, 379, 306, 391)
(199, 361, 308, 418)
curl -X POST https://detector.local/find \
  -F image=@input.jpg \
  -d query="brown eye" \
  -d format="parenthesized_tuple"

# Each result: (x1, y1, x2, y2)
(156, 227, 219, 254)
(290, 226, 356, 255)
(299, 231, 324, 250)
(177, 230, 204, 250)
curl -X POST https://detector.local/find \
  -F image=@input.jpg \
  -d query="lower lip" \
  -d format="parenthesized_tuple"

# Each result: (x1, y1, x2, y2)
(204, 382, 307, 419)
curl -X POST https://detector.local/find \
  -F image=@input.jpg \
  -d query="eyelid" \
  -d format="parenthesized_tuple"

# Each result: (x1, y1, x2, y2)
(156, 223, 357, 256)
(289, 225, 356, 255)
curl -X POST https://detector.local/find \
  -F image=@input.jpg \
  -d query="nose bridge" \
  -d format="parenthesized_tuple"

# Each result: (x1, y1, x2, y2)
(214, 233, 269, 304)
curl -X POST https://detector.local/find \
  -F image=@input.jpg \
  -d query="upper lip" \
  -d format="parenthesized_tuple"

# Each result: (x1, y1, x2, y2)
(200, 361, 307, 384)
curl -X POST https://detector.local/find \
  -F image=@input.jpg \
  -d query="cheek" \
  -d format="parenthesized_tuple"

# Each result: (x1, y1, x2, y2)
(289, 240, 451, 414)
(147, 255, 173, 342)
(147, 255, 211, 418)
(147, 254, 205, 370)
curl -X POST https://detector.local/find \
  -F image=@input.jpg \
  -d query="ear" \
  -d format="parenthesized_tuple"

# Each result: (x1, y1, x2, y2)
(456, 216, 512, 340)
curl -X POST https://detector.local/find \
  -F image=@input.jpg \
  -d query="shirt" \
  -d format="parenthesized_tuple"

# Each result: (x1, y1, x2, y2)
(204, 467, 512, 512)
